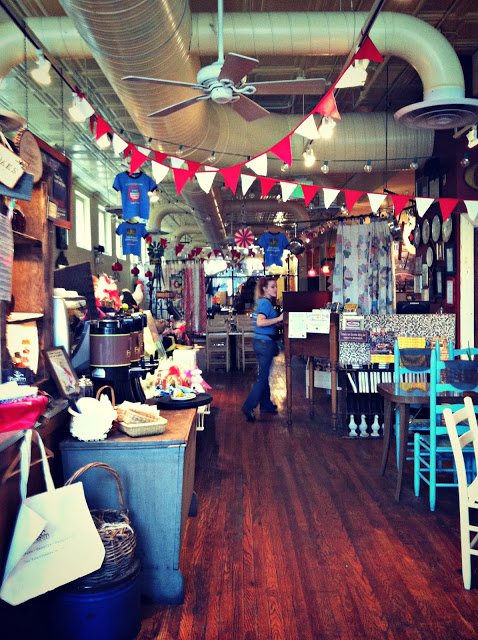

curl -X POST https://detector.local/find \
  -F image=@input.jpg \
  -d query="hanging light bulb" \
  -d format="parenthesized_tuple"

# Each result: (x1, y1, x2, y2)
(364, 159, 372, 173)
(460, 153, 470, 167)
(30, 49, 51, 86)
(281, 162, 289, 172)
(410, 157, 419, 170)
(303, 147, 316, 168)
(177, 144, 184, 157)
(321, 160, 329, 174)
(206, 150, 216, 164)
(319, 116, 336, 139)
(307, 248, 317, 277)
(340, 204, 349, 216)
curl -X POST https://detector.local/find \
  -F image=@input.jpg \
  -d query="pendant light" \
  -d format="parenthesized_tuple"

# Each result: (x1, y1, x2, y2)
(307, 247, 317, 277)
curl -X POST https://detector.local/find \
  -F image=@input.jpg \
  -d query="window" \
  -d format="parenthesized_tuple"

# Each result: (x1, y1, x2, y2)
(98, 206, 112, 256)
(74, 190, 91, 251)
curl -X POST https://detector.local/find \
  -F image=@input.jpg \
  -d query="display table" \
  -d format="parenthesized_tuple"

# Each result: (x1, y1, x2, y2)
(59, 408, 197, 604)
(151, 392, 212, 411)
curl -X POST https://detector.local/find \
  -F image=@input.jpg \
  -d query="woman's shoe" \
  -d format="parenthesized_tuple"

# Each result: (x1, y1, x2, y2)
(241, 407, 256, 422)
(261, 404, 278, 414)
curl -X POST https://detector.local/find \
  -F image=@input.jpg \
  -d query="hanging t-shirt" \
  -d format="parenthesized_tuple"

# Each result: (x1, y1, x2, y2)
(258, 231, 289, 267)
(112, 171, 157, 222)
(116, 222, 148, 257)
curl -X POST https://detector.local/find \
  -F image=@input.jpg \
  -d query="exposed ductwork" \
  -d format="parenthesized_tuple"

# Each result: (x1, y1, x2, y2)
(225, 199, 310, 222)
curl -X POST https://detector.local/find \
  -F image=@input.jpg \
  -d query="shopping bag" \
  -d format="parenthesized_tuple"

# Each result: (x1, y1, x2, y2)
(0, 430, 105, 605)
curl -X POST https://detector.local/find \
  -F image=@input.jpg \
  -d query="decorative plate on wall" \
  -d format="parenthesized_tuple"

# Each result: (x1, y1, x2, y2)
(422, 218, 430, 245)
(431, 214, 442, 243)
(426, 245, 435, 268)
(413, 223, 421, 248)
(442, 216, 453, 243)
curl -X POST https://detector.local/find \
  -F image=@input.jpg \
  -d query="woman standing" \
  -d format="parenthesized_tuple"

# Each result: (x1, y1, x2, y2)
(241, 276, 283, 422)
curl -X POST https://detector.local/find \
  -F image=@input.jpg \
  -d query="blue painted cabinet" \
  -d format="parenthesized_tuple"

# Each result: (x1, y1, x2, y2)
(59, 408, 197, 604)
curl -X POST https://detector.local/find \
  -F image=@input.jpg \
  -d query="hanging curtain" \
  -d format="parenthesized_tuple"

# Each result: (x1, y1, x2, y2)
(183, 262, 207, 334)
(332, 220, 394, 314)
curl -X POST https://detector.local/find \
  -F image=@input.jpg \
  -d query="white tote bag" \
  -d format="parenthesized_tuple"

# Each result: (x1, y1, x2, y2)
(0, 430, 105, 605)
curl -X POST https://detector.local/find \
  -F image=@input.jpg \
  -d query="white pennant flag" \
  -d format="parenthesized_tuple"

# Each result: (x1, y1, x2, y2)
(464, 200, 478, 222)
(151, 161, 169, 184)
(241, 174, 256, 196)
(196, 170, 216, 194)
(294, 114, 320, 139)
(245, 154, 267, 176)
(323, 188, 340, 209)
(112, 133, 129, 156)
(280, 182, 297, 202)
(170, 156, 185, 169)
(415, 197, 435, 218)
(367, 193, 387, 213)
(138, 146, 153, 158)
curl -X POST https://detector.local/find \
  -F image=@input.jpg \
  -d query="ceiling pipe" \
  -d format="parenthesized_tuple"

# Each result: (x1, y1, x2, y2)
(173, 226, 206, 247)
(225, 200, 310, 222)
(180, 183, 226, 249)
(148, 204, 194, 231)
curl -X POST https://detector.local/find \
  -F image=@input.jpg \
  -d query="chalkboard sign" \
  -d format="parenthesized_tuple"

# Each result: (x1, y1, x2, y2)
(36, 136, 72, 230)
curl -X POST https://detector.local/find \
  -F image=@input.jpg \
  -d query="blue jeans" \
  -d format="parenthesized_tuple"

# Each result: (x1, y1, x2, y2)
(242, 339, 276, 412)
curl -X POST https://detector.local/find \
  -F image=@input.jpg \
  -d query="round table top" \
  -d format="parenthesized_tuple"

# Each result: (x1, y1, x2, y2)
(151, 392, 213, 411)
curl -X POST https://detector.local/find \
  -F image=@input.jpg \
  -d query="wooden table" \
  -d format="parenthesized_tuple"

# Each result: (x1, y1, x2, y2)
(378, 383, 464, 501)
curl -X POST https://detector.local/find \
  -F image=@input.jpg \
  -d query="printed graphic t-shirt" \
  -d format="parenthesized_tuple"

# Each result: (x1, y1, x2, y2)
(116, 222, 148, 257)
(112, 171, 157, 222)
(258, 232, 289, 267)
(252, 297, 277, 340)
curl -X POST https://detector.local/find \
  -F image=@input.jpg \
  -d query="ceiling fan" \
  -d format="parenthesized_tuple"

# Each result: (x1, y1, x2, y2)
(122, 0, 327, 122)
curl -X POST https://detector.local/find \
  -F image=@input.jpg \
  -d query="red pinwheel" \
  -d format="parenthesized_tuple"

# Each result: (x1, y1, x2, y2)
(234, 227, 254, 249)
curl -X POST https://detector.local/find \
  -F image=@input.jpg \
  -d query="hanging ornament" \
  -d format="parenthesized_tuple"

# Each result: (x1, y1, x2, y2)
(131, 266, 140, 275)
(112, 261, 122, 272)
(145, 270, 153, 278)
(234, 227, 254, 248)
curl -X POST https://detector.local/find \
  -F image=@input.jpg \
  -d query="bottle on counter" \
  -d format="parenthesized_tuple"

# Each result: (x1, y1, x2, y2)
(78, 375, 94, 398)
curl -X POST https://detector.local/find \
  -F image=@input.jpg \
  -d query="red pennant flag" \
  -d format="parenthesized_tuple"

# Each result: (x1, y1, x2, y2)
(186, 161, 202, 178)
(391, 194, 411, 218)
(172, 167, 190, 195)
(145, 235, 152, 243)
(123, 143, 134, 158)
(345, 190, 364, 213)
(213, 249, 221, 258)
(207, 252, 212, 258)
(201, 258, 205, 264)
(270, 137, 292, 166)
(160, 238, 167, 248)
(313, 90, 341, 120)
(95, 116, 111, 141)
(439, 198, 460, 221)
(130, 147, 149, 174)
(260, 177, 276, 198)
(248, 249, 255, 257)
(301, 184, 319, 207)
(221, 164, 242, 193)
(153, 151, 168, 164)
(187, 252, 194, 260)
(353, 35, 384, 63)
(175, 243, 184, 256)
(195, 247, 203, 255)
(89, 115, 96, 134)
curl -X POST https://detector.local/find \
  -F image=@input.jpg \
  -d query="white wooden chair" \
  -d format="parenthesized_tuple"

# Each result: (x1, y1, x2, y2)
(206, 320, 230, 372)
(443, 397, 478, 589)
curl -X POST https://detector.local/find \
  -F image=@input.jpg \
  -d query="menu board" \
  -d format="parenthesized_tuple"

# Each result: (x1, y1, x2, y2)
(37, 136, 72, 229)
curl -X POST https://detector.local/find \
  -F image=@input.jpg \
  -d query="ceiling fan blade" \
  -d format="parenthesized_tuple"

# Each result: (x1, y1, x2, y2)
(218, 53, 259, 85)
(231, 95, 270, 121)
(148, 94, 210, 117)
(253, 78, 327, 95)
(123, 75, 203, 91)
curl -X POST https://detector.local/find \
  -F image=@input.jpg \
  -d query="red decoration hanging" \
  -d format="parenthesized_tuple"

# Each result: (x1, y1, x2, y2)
(439, 198, 460, 221)
(95, 115, 111, 140)
(260, 177, 276, 198)
(352, 35, 384, 63)
(391, 194, 412, 218)
(221, 164, 242, 193)
(345, 190, 364, 213)
(131, 266, 140, 275)
(160, 237, 168, 248)
(301, 184, 319, 207)
(130, 147, 149, 174)
(112, 261, 123, 272)
(234, 227, 255, 248)
(172, 167, 190, 195)
(270, 137, 292, 166)
(175, 243, 184, 256)
(313, 90, 341, 120)
(145, 270, 153, 278)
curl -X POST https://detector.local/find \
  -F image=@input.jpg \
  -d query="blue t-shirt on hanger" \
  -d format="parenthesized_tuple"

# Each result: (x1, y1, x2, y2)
(258, 231, 289, 267)
(116, 222, 148, 257)
(112, 171, 157, 222)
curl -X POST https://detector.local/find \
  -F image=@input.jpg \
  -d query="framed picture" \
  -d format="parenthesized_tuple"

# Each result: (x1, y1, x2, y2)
(445, 244, 456, 275)
(36, 135, 73, 230)
(435, 266, 445, 298)
(435, 241, 444, 262)
(446, 277, 455, 306)
(415, 255, 422, 275)
(422, 264, 429, 288)
(43, 346, 79, 398)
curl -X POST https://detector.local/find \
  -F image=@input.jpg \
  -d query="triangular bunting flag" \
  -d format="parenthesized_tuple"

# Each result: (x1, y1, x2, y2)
(260, 177, 276, 198)
(323, 188, 340, 209)
(175, 243, 184, 256)
(439, 198, 460, 221)
(172, 167, 190, 195)
(391, 194, 411, 218)
(464, 200, 478, 222)
(280, 181, 297, 202)
(353, 35, 384, 63)
(221, 165, 242, 194)
(245, 154, 268, 176)
(153, 151, 168, 164)
(270, 137, 292, 166)
(313, 90, 341, 120)
(123, 143, 134, 158)
(112, 133, 129, 156)
(301, 184, 319, 207)
(186, 161, 202, 178)
(367, 193, 387, 213)
(130, 147, 149, 174)
(160, 238, 168, 248)
(196, 170, 216, 193)
(138, 146, 153, 158)
(95, 115, 111, 141)
(293, 114, 320, 139)
(213, 249, 221, 257)
(151, 161, 169, 184)
(170, 156, 185, 169)
(415, 197, 434, 218)
(345, 190, 364, 213)
(195, 247, 203, 255)
(241, 174, 256, 196)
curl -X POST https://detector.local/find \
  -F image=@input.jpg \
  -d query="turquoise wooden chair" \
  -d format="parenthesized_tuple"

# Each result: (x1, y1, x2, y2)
(414, 355, 478, 511)
(448, 342, 478, 361)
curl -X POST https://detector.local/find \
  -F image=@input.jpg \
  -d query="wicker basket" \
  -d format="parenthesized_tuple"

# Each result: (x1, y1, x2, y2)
(64, 462, 136, 586)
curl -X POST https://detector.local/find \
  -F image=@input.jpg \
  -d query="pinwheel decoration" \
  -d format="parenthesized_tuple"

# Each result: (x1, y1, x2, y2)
(234, 227, 254, 248)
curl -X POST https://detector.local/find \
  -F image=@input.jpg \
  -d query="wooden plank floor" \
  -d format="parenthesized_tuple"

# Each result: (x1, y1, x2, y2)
(138, 354, 478, 640)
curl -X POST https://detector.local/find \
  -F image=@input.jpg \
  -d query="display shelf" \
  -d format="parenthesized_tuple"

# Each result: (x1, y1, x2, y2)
(12, 230, 42, 247)
(7, 312, 44, 323)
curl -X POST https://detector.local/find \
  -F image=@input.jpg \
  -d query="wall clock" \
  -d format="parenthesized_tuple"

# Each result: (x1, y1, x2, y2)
(426, 245, 435, 268)
(422, 218, 430, 245)
(442, 216, 453, 243)
(413, 223, 421, 248)
(431, 214, 441, 243)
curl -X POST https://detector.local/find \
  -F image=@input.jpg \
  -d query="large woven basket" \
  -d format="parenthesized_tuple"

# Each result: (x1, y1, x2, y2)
(64, 462, 136, 586)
